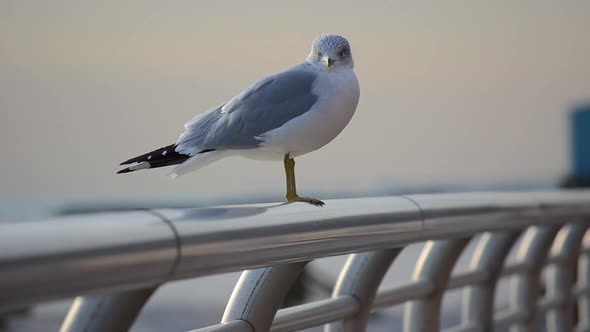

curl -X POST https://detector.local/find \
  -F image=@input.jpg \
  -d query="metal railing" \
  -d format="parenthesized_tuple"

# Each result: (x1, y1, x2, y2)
(2, 191, 590, 332)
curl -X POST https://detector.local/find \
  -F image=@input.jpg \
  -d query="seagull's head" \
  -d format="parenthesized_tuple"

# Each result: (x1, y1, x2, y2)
(306, 34, 354, 70)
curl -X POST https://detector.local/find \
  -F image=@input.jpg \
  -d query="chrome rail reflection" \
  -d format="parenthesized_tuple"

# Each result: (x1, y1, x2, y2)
(1, 190, 590, 331)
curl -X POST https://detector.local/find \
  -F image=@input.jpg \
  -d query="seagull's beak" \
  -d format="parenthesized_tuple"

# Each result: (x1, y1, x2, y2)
(325, 57, 335, 68)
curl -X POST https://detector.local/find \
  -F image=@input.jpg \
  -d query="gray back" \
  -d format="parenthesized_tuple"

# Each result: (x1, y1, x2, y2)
(176, 64, 319, 154)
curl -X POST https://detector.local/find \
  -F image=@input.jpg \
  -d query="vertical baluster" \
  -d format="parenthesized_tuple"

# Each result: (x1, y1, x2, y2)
(404, 238, 471, 332)
(545, 224, 587, 332)
(60, 288, 156, 332)
(462, 231, 521, 332)
(509, 225, 560, 332)
(325, 248, 402, 332)
(220, 262, 308, 332)
(576, 231, 590, 331)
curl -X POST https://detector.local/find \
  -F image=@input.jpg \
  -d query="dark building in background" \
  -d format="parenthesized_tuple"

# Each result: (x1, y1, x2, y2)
(563, 104, 590, 188)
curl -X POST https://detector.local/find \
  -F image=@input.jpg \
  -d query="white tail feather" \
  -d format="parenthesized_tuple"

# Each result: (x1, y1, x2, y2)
(169, 150, 227, 179)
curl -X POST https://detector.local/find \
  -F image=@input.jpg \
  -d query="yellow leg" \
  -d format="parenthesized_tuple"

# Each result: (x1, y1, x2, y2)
(284, 154, 325, 207)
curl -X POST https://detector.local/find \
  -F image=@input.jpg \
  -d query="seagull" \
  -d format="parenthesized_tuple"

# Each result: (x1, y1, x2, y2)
(118, 34, 360, 206)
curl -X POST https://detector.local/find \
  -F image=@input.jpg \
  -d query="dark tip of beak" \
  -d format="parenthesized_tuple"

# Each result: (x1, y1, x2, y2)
(327, 58, 335, 67)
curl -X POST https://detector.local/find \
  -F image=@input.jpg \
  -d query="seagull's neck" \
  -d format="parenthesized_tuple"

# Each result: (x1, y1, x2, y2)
(303, 61, 354, 73)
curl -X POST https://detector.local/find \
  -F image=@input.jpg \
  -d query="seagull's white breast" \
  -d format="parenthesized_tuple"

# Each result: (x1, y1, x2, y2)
(248, 68, 360, 160)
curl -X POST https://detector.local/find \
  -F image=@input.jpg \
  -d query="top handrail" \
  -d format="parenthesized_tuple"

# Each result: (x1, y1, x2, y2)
(1, 190, 590, 310)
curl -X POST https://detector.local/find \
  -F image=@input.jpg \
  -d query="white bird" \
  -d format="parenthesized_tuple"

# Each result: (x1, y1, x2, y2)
(118, 34, 360, 206)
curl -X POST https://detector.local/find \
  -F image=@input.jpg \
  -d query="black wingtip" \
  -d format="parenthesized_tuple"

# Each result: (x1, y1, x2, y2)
(117, 168, 132, 174)
(117, 144, 198, 174)
(119, 144, 180, 166)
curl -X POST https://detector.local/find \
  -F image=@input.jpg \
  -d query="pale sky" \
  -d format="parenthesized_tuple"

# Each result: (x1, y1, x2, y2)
(1, 1, 589, 202)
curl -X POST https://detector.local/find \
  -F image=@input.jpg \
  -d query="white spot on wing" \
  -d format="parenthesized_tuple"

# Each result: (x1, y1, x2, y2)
(162, 150, 167, 156)
(129, 162, 151, 171)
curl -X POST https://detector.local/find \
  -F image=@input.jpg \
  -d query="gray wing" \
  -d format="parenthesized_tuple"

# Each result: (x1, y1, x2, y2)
(175, 64, 319, 155)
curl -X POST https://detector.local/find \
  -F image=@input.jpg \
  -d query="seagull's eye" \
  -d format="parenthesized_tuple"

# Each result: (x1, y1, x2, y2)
(338, 50, 349, 57)
(316, 51, 322, 57)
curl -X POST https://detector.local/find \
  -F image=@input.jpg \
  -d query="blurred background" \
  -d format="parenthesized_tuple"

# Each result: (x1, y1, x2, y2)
(1, 1, 589, 331)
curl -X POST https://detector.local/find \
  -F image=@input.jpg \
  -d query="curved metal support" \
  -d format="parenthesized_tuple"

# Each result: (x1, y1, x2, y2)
(271, 296, 359, 332)
(509, 225, 560, 332)
(325, 248, 403, 332)
(404, 238, 471, 332)
(576, 230, 590, 331)
(220, 262, 308, 332)
(462, 231, 522, 332)
(189, 320, 253, 332)
(545, 224, 587, 332)
(60, 287, 156, 332)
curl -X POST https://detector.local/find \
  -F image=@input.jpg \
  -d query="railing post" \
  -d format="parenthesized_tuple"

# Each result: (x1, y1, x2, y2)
(59, 287, 156, 332)
(325, 248, 402, 332)
(509, 225, 560, 332)
(545, 224, 587, 332)
(220, 262, 308, 332)
(576, 230, 590, 331)
(404, 238, 471, 332)
(462, 231, 521, 331)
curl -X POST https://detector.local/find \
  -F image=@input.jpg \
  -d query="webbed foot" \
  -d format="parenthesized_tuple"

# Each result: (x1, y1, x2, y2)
(286, 195, 325, 207)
